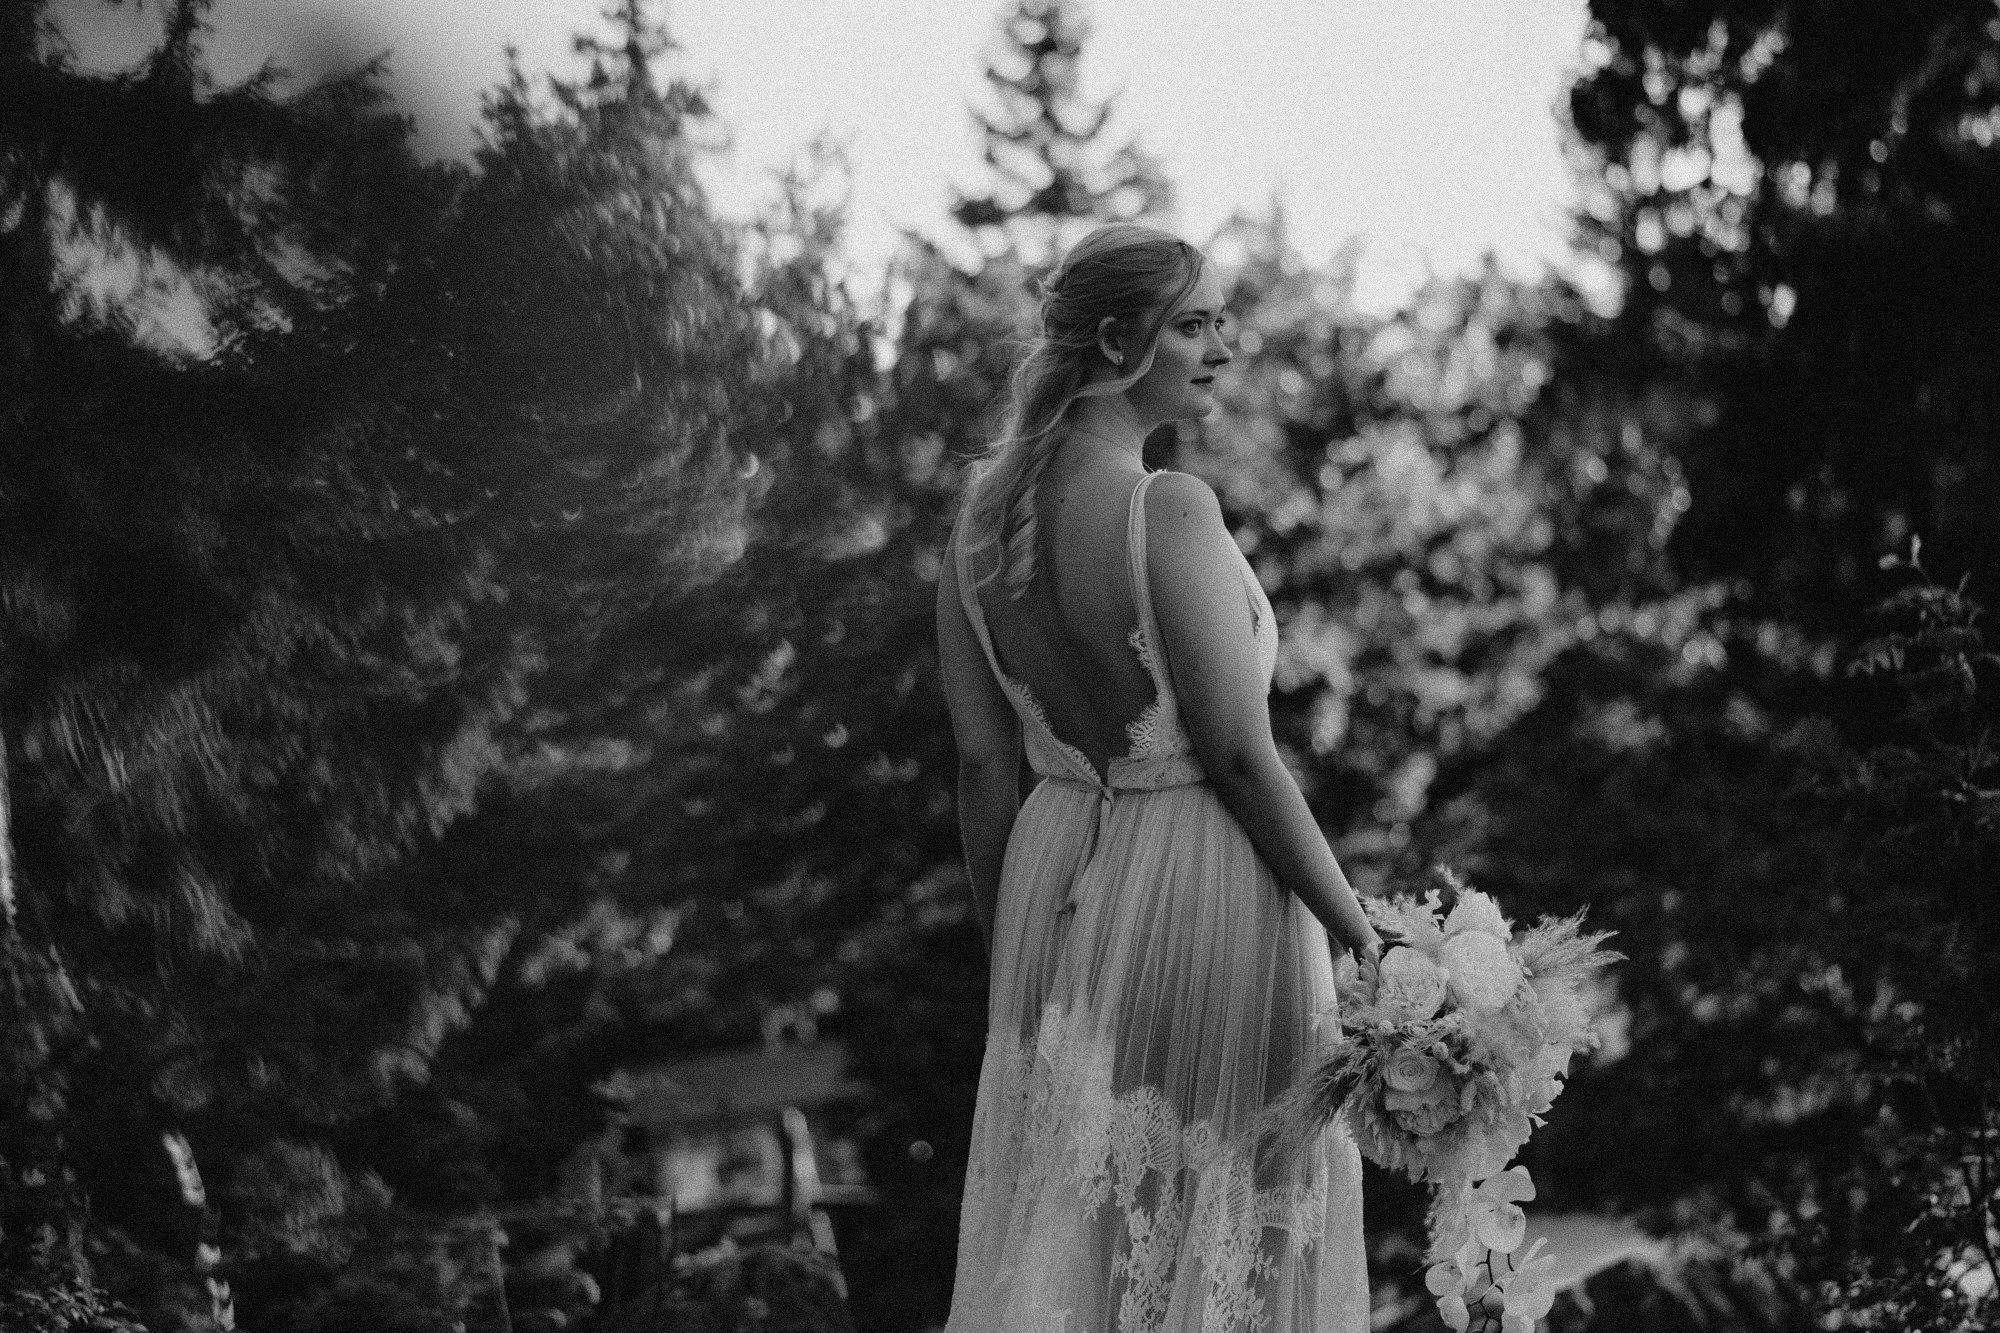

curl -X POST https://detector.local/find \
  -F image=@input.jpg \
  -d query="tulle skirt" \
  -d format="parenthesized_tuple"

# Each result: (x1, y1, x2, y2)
(946, 777, 1370, 1333)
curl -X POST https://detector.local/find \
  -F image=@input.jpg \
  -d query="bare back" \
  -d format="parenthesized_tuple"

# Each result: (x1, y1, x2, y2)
(964, 444, 1157, 783)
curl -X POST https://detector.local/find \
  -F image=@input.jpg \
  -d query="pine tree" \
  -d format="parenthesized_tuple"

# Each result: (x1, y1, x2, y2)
(0, 2, 495, 1322)
(949, 0, 1172, 257)
(0, 0, 776, 1324)
(214, 3, 788, 1325)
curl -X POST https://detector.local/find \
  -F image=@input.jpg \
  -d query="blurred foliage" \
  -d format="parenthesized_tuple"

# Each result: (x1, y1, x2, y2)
(1186, 216, 1686, 877)
(1567, 0, 2000, 636)
(2, 0, 1995, 1330)
(606, 1241, 855, 1333)
(3, 0, 786, 1327)
(1455, 3, 2000, 1328)
(1776, 555, 1998, 1330)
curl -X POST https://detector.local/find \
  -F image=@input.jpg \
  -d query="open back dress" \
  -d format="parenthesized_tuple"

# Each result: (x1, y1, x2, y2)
(944, 470, 1369, 1333)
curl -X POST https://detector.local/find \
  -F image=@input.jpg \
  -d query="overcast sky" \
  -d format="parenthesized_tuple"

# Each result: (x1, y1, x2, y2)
(54, 0, 1596, 311)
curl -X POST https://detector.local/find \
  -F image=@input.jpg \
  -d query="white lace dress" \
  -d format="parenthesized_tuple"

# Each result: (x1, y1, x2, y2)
(945, 472, 1369, 1333)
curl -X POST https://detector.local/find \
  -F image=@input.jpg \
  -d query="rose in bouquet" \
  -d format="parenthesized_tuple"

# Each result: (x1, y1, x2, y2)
(1260, 868, 1620, 1331)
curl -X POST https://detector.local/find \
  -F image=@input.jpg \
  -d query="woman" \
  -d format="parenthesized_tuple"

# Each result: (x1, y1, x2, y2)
(936, 221, 1380, 1333)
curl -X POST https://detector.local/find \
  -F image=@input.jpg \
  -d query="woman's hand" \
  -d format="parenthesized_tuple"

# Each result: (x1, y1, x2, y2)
(1339, 926, 1384, 974)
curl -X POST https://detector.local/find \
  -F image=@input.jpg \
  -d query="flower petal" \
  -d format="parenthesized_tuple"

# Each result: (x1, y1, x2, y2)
(1426, 1261, 1466, 1297)
(1474, 1201, 1527, 1253)
(1473, 1165, 1537, 1204)
(1512, 1238, 1549, 1269)
(1504, 1278, 1557, 1322)
(1444, 890, 1513, 940)
(1437, 1295, 1471, 1331)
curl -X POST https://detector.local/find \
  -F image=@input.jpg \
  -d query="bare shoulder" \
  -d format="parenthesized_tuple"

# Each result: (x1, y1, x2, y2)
(1143, 470, 1223, 524)
(1143, 471, 1229, 552)
(1140, 472, 1260, 660)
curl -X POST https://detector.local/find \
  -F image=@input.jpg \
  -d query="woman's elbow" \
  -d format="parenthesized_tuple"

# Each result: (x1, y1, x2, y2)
(1197, 733, 1283, 797)
(958, 749, 1017, 788)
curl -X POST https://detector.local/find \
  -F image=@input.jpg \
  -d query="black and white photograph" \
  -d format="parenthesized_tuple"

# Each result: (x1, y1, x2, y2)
(3, 1, 1996, 1330)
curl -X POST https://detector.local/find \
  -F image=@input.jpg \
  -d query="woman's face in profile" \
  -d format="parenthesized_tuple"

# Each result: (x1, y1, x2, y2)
(1128, 263, 1232, 425)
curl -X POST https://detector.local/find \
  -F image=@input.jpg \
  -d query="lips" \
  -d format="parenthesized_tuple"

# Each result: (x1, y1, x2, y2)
(1192, 376, 1215, 387)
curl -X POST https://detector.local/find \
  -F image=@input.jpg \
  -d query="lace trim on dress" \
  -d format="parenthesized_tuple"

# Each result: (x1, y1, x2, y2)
(974, 1004, 1329, 1333)
(997, 670, 1100, 786)
(1128, 622, 1164, 680)
(1122, 624, 1197, 767)
(1123, 625, 1168, 758)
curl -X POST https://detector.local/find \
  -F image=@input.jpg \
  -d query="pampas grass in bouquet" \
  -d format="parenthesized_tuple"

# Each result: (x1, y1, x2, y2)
(1262, 867, 1621, 1331)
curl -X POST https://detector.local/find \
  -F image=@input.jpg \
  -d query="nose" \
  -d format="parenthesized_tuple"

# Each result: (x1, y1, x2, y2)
(1204, 326, 1232, 365)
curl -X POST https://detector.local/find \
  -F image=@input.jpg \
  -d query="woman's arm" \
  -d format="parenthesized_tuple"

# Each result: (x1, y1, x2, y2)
(1143, 473, 1381, 962)
(936, 541, 1023, 952)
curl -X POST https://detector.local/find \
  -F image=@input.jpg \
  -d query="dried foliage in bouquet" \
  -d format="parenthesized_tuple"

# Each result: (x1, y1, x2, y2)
(1260, 868, 1621, 1331)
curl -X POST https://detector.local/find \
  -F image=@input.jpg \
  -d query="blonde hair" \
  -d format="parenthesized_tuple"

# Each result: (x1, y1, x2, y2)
(960, 222, 1204, 597)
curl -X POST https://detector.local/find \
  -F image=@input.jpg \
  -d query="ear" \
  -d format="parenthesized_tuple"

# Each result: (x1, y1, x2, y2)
(1095, 315, 1126, 368)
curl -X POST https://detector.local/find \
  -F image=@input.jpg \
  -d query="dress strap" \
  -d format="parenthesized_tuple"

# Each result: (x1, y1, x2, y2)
(953, 513, 1013, 696)
(1125, 472, 1173, 697)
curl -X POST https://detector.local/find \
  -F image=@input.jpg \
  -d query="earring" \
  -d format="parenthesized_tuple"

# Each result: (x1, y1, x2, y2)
(1110, 352, 1123, 366)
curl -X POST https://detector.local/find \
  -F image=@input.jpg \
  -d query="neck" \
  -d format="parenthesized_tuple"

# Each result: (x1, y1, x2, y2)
(1065, 398, 1148, 458)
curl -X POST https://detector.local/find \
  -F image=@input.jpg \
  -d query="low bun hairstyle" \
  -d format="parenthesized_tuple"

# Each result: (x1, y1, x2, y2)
(960, 222, 1204, 598)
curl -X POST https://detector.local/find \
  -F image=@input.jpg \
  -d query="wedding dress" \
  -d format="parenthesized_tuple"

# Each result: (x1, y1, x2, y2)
(945, 470, 1369, 1333)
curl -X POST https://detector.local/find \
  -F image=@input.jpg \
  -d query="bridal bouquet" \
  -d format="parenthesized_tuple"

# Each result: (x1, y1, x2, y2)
(1263, 869, 1619, 1332)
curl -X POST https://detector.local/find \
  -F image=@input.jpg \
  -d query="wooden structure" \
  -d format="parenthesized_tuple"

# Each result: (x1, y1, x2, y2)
(582, 1039, 877, 1293)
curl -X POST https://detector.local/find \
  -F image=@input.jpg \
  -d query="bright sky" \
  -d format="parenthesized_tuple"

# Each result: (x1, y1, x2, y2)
(54, 0, 1593, 312)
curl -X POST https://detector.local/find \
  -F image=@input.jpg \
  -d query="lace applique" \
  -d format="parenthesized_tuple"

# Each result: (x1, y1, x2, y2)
(1121, 625, 1196, 767)
(1122, 626, 1167, 758)
(999, 670, 1099, 785)
(1128, 622, 1164, 679)
(1108, 1085, 1188, 1330)
(1183, 1130, 1327, 1331)
(974, 1004, 1328, 1333)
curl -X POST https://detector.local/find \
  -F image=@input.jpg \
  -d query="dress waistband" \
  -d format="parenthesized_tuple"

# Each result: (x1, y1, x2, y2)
(1036, 769, 1209, 917)
(1035, 771, 1209, 798)
(1031, 748, 1208, 796)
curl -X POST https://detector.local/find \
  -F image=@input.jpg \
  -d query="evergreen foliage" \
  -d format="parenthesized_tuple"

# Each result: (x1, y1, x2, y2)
(1, 1, 489, 1322)
(0, 0, 784, 1326)
(3, 1, 1993, 1329)
(1783, 555, 1998, 1330)
(1416, 3, 2000, 1326)
(950, 0, 1172, 254)
(1566, 0, 2000, 636)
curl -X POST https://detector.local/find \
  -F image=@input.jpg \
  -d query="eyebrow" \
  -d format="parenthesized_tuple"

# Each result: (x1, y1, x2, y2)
(1174, 306, 1228, 318)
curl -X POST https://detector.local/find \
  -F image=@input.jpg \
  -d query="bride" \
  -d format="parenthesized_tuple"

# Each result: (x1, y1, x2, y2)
(936, 221, 1380, 1332)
